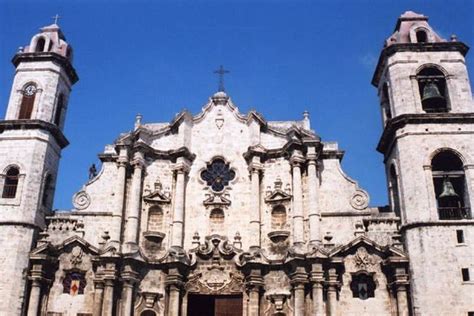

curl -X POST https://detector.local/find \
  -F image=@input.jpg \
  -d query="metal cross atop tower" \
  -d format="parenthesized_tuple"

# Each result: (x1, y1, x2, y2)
(52, 14, 61, 25)
(214, 65, 230, 92)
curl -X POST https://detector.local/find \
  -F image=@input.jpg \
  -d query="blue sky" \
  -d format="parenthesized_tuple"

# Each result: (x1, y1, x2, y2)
(0, 0, 472, 210)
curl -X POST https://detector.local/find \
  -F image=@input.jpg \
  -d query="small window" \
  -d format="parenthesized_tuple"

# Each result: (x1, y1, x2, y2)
(148, 206, 163, 232)
(18, 84, 37, 119)
(389, 165, 401, 216)
(54, 94, 64, 126)
(350, 273, 376, 300)
(35, 37, 45, 52)
(381, 83, 392, 120)
(462, 268, 470, 282)
(42, 174, 52, 206)
(210, 208, 225, 232)
(2, 167, 20, 199)
(63, 272, 86, 295)
(416, 30, 428, 43)
(457, 230, 465, 244)
(271, 205, 287, 229)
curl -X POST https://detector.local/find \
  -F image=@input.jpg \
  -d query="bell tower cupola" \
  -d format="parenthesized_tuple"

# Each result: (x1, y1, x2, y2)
(4, 22, 78, 129)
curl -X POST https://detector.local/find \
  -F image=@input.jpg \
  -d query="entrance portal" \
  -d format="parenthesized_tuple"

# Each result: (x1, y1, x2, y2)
(187, 294, 243, 316)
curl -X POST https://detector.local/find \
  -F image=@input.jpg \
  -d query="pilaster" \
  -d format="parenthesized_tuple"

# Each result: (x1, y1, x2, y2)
(171, 158, 191, 248)
(248, 157, 263, 249)
(290, 150, 305, 246)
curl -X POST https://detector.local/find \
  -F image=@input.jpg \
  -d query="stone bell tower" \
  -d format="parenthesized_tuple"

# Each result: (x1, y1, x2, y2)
(373, 11, 474, 315)
(0, 22, 78, 315)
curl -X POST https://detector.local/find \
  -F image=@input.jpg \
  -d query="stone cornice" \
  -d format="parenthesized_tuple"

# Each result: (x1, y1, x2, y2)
(377, 113, 474, 156)
(372, 41, 469, 87)
(13, 52, 79, 84)
(0, 120, 69, 149)
(400, 219, 474, 232)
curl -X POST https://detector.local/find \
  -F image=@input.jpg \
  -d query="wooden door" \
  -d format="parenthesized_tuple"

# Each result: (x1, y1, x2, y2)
(214, 295, 243, 316)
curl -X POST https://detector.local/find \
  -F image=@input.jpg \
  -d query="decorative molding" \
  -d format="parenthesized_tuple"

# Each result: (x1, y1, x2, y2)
(264, 177, 292, 204)
(72, 190, 91, 210)
(350, 190, 369, 210)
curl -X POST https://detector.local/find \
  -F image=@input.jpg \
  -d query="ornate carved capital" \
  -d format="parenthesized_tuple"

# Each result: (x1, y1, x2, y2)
(290, 150, 305, 167)
(172, 159, 191, 174)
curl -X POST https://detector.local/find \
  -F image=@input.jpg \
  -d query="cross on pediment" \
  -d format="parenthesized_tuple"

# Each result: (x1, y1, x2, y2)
(214, 65, 230, 92)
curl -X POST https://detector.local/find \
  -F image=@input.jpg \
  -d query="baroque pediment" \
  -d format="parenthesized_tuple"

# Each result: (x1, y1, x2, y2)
(328, 235, 408, 260)
(265, 176, 292, 204)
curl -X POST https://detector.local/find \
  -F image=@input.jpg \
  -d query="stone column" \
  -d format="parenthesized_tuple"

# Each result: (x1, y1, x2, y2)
(112, 147, 128, 245)
(92, 280, 104, 316)
(102, 279, 115, 316)
(307, 147, 321, 244)
(246, 269, 263, 316)
(396, 285, 409, 316)
(291, 266, 308, 316)
(171, 158, 190, 248)
(26, 279, 42, 316)
(124, 151, 145, 245)
(249, 157, 263, 249)
(326, 268, 339, 316)
(166, 271, 184, 316)
(311, 263, 325, 316)
(27, 264, 47, 316)
(120, 267, 139, 316)
(291, 151, 305, 245)
(393, 267, 409, 316)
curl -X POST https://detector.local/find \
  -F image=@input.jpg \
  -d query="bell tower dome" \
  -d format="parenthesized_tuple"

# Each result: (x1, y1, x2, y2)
(373, 11, 474, 315)
(0, 22, 78, 315)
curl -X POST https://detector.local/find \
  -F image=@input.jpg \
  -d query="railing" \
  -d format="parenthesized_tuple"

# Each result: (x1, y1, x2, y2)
(438, 207, 471, 220)
(1, 184, 17, 198)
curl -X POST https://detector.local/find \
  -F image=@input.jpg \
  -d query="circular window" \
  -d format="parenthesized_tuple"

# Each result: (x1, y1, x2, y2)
(200, 158, 235, 192)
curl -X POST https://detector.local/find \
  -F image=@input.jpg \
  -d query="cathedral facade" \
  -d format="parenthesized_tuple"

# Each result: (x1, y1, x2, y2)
(0, 11, 473, 316)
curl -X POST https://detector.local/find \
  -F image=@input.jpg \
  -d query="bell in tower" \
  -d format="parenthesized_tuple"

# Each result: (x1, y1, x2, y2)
(437, 176, 461, 208)
(421, 81, 446, 112)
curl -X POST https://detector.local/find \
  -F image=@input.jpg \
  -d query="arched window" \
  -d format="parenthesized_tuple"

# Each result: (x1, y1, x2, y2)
(417, 67, 448, 113)
(35, 37, 45, 52)
(42, 174, 52, 206)
(147, 206, 164, 232)
(54, 94, 64, 126)
(271, 205, 287, 229)
(350, 273, 376, 300)
(141, 311, 157, 316)
(2, 167, 19, 199)
(389, 165, 401, 217)
(210, 208, 225, 232)
(432, 151, 470, 220)
(18, 83, 37, 119)
(416, 30, 428, 43)
(62, 271, 86, 296)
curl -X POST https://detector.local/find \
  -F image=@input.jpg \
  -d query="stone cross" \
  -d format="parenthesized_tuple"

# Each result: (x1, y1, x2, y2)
(214, 65, 229, 92)
(52, 14, 61, 25)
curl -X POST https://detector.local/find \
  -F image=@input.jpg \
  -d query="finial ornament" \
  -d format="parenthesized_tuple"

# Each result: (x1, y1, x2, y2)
(214, 65, 230, 92)
(52, 14, 61, 25)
